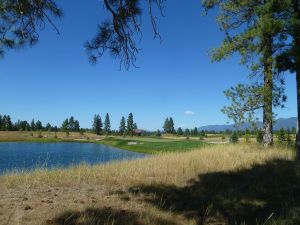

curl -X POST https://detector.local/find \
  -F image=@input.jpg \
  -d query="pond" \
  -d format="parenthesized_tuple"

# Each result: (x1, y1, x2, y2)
(0, 142, 146, 174)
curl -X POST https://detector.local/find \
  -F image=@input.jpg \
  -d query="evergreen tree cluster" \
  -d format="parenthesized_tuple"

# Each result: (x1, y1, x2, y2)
(0, 114, 59, 131)
(92, 114, 103, 135)
(121, 113, 137, 136)
(0, 115, 13, 131)
(61, 116, 80, 132)
(91, 113, 138, 136)
(176, 127, 203, 137)
(163, 117, 175, 134)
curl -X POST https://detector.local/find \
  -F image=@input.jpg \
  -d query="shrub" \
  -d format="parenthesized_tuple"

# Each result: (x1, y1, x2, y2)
(278, 128, 286, 143)
(230, 132, 239, 143)
(54, 132, 58, 139)
(156, 130, 162, 137)
(38, 132, 43, 138)
(80, 129, 84, 135)
(286, 129, 294, 147)
(256, 130, 264, 144)
(244, 134, 250, 143)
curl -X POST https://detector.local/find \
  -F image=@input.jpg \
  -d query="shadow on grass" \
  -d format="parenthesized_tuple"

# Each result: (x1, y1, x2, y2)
(46, 207, 176, 225)
(126, 159, 300, 225)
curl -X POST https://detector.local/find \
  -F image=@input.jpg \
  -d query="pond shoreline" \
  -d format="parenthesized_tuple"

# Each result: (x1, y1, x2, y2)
(0, 142, 146, 175)
(0, 131, 210, 155)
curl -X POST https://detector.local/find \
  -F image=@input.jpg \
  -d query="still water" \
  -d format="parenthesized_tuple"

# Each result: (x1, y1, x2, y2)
(0, 142, 145, 174)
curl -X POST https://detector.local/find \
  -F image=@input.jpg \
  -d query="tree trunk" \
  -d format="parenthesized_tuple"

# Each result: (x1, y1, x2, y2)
(294, 0, 300, 164)
(262, 35, 273, 147)
(296, 71, 300, 163)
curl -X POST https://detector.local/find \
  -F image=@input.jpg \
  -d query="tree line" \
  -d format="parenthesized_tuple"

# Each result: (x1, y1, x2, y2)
(92, 113, 138, 136)
(0, 115, 51, 131)
(0, 114, 80, 132)
(162, 117, 205, 138)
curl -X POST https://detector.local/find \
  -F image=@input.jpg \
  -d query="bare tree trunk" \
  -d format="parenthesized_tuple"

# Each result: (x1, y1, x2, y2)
(262, 35, 273, 147)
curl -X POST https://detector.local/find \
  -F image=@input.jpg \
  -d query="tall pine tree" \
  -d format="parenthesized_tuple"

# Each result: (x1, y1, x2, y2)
(127, 113, 134, 136)
(104, 113, 111, 135)
(119, 116, 126, 135)
(92, 114, 102, 135)
(203, 0, 288, 147)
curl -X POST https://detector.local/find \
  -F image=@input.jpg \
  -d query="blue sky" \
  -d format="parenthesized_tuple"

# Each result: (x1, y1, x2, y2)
(0, 0, 297, 130)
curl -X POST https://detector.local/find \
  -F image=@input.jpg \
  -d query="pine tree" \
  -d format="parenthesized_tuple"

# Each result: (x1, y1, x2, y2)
(200, 130, 206, 138)
(127, 113, 134, 136)
(31, 119, 35, 131)
(3, 115, 13, 131)
(1, 115, 6, 130)
(163, 118, 170, 133)
(104, 113, 111, 135)
(203, 0, 289, 148)
(69, 116, 75, 131)
(35, 120, 43, 131)
(184, 128, 191, 137)
(61, 119, 69, 132)
(119, 116, 126, 135)
(93, 114, 102, 135)
(156, 129, 162, 137)
(0, 115, 2, 131)
(169, 117, 175, 134)
(74, 120, 80, 132)
(193, 127, 199, 137)
(177, 127, 183, 136)
(0, 1, 62, 58)
(46, 123, 52, 132)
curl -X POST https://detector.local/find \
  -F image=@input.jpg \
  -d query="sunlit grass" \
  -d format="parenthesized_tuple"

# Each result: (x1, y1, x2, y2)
(1, 144, 294, 189)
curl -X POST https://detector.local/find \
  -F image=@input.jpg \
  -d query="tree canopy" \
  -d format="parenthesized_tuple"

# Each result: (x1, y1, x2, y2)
(0, 0, 62, 57)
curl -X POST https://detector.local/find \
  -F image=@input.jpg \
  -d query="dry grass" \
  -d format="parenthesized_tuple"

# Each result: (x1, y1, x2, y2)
(0, 131, 103, 142)
(1, 144, 293, 189)
(0, 144, 298, 225)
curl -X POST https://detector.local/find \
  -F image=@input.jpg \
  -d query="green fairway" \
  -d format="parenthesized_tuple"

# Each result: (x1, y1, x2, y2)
(98, 137, 209, 154)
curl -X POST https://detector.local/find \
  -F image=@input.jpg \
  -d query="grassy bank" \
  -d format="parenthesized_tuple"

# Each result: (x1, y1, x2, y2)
(0, 144, 299, 225)
(0, 131, 209, 154)
(0, 131, 99, 143)
(98, 137, 208, 154)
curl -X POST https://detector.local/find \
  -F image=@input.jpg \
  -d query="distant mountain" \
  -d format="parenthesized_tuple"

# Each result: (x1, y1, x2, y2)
(199, 117, 297, 132)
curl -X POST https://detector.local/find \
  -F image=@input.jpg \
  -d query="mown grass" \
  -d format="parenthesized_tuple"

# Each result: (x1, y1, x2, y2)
(0, 144, 299, 225)
(98, 137, 209, 154)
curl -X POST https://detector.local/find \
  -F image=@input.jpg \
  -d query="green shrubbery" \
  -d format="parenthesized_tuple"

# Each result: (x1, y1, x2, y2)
(230, 132, 239, 143)
(256, 130, 264, 144)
